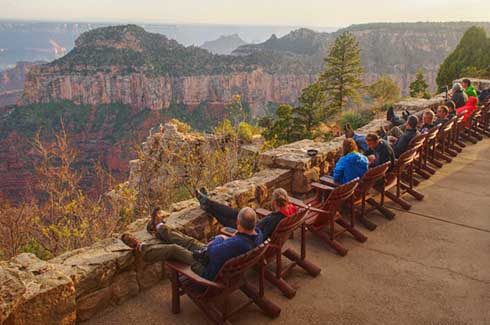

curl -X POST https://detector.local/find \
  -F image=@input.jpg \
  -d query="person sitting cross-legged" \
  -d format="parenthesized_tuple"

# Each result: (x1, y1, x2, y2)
(332, 138, 369, 185)
(196, 188, 297, 240)
(121, 207, 263, 281)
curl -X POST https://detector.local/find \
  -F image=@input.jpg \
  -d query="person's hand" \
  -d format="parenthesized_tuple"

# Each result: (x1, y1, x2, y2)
(368, 155, 375, 164)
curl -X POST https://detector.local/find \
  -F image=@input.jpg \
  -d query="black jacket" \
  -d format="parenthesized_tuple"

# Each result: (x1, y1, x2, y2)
(369, 139, 395, 169)
(452, 90, 467, 108)
(393, 128, 419, 158)
(257, 211, 286, 239)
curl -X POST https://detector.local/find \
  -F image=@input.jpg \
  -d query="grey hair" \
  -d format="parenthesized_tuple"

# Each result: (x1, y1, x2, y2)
(237, 207, 257, 231)
(452, 83, 463, 92)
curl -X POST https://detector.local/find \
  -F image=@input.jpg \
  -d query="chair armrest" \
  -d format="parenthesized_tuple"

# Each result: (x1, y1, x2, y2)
(219, 227, 236, 237)
(256, 208, 272, 217)
(311, 182, 335, 192)
(165, 260, 226, 289)
(320, 176, 339, 187)
(289, 196, 329, 214)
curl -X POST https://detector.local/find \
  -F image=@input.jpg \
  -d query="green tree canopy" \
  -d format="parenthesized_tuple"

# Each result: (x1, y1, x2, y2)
(410, 69, 430, 98)
(368, 75, 400, 106)
(317, 31, 364, 115)
(436, 26, 490, 89)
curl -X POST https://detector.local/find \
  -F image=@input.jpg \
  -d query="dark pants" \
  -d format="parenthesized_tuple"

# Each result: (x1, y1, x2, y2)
(141, 224, 207, 275)
(203, 199, 239, 228)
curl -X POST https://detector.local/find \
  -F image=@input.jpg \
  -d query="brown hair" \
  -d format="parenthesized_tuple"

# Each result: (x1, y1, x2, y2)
(342, 138, 359, 156)
(272, 188, 289, 209)
(365, 133, 379, 142)
(438, 105, 449, 115)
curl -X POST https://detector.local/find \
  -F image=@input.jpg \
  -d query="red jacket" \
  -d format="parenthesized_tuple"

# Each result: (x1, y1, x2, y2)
(457, 96, 478, 122)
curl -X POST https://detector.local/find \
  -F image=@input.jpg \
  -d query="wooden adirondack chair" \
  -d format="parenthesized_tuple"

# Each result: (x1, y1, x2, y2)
(452, 111, 467, 150)
(320, 162, 394, 231)
(423, 125, 442, 172)
(374, 147, 423, 210)
(436, 119, 456, 163)
(477, 102, 490, 137)
(407, 133, 429, 183)
(253, 207, 321, 299)
(302, 178, 366, 256)
(166, 241, 281, 324)
(462, 108, 483, 144)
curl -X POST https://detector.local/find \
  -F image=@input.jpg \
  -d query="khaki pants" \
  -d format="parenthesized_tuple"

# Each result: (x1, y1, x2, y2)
(141, 224, 206, 275)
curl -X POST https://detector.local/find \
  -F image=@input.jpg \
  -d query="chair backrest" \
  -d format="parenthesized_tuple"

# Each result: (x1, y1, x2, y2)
(456, 111, 466, 125)
(356, 162, 390, 194)
(425, 125, 440, 141)
(211, 241, 270, 290)
(408, 133, 426, 151)
(318, 178, 359, 217)
(269, 208, 308, 249)
(392, 147, 418, 175)
(440, 119, 454, 134)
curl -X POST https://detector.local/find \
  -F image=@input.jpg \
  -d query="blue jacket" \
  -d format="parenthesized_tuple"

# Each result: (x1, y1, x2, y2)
(202, 230, 263, 280)
(333, 152, 369, 184)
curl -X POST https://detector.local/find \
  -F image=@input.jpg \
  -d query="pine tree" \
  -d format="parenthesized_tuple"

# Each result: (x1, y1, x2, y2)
(317, 31, 364, 115)
(436, 26, 490, 90)
(294, 82, 327, 134)
(410, 69, 430, 98)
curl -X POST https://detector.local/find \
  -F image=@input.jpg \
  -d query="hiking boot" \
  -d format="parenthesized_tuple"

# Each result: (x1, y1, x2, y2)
(358, 216, 377, 231)
(344, 123, 355, 138)
(196, 187, 209, 206)
(121, 233, 141, 249)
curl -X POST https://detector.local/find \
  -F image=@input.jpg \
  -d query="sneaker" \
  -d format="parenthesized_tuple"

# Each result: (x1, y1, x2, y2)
(121, 233, 140, 249)
(343, 123, 354, 138)
(196, 187, 209, 206)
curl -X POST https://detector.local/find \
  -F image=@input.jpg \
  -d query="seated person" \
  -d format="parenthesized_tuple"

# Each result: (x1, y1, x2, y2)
(344, 123, 369, 153)
(457, 96, 478, 122)
(196, 187, 297, 240)
(449, 83, 468, 108)
(478, 87, 490, 103)
(365, 133, 396, 168)
(391, 115, 419, 158)
(386, 105, 409, 127)
(121, 207, 262, 281)
(445, 100, 457, 119)
(462, 79, 478, 103)
(434, 105, 450, 125)
(419, 110, 435, 134)
(332, 139, 369, 184)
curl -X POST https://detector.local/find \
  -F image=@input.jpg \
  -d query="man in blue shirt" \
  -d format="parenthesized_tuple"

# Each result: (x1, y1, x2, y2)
(121, 207, 262, 281)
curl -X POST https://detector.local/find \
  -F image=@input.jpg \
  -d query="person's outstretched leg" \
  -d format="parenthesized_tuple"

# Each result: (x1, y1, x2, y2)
(196, 189, 239, 228)
(156, 224, 206, 252)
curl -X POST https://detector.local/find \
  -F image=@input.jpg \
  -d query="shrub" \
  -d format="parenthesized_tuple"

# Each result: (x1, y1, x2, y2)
(339, 110, 374, 130)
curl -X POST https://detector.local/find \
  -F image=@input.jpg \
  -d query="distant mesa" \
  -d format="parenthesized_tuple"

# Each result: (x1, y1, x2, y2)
(200, 34, 248, 55)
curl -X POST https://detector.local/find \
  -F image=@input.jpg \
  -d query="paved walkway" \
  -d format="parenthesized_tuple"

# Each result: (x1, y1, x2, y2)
(87, 138, 490, 325)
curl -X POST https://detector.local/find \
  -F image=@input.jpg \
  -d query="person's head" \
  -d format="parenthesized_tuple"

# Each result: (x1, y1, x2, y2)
(365, 133, 380, 150)
(271, 188, 289, 211)
(452, 83, 463, 93)
(406, 115, 418, 130)
(445, 100, 456, 113)
(462, 79, 471, 89)
(151, 207, 165, 224)
(423, 110, 435, 125)
(236, 207, 257, 233)
(437, 105, 449, 119)
(342, 138, 359, 156)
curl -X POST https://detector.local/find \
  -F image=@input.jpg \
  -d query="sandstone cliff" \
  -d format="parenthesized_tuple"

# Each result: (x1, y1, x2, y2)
(0, 61, 44, 107)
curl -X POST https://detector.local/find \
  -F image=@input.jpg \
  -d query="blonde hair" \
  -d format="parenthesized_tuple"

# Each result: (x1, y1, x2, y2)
(272, 188, 289, 209)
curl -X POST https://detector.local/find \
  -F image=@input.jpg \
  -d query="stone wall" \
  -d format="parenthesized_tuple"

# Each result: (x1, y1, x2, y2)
(0, 97, 443, 324)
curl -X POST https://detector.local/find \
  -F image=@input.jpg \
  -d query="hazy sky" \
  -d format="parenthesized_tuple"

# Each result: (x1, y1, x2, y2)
(2, 0, 490, 27)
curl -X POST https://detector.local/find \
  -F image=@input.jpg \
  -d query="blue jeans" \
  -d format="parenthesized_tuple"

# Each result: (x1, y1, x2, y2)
(353, 133, 369, 153)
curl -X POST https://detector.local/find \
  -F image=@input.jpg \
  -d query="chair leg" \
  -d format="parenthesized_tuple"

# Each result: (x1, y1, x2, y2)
(385, 191, 412, 210)
(283, 248, 321, 276)
(336, 218, 368, 243)
(241, 283, 281, 318)
(310, 227, 348, 256)
(170, 269, 181, 314)
(401, 183, 424, 201)
(264, 269, 296, 299)
(366, 198, 395, 220)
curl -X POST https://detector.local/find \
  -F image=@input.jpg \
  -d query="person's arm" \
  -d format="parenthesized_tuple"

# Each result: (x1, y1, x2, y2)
(257, 213, 282, 239)
(332, 157, 345, 184)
